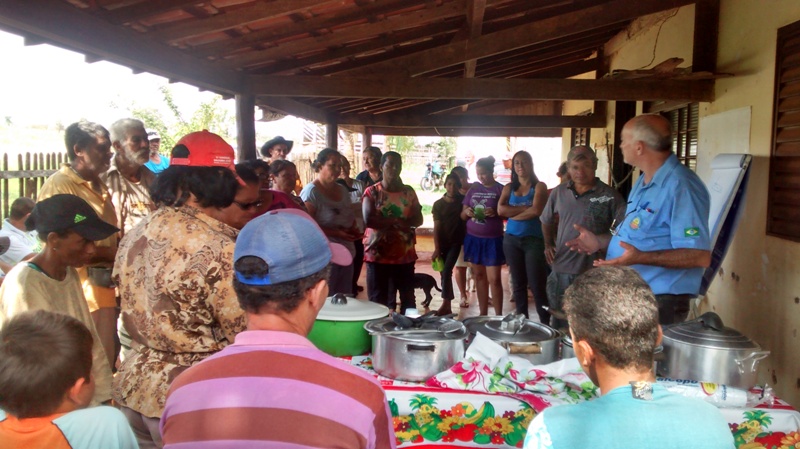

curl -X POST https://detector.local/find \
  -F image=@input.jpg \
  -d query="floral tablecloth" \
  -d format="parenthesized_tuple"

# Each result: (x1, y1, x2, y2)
(340, 355, 800, 449)
(721, 391, 800, 449)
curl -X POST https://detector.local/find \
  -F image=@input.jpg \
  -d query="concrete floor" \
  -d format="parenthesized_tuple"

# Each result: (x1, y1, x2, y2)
(352, 233, 542, 323)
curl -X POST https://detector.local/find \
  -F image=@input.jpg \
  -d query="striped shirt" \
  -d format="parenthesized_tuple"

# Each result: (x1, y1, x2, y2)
(161, 330, 396, 449)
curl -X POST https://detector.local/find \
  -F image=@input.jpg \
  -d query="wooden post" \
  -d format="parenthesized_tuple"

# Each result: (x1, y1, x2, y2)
(235, 94, 257, 161)
(364, 130, 373, 149)
(693, 0, 719, 74)
(326, 115, 338, 151)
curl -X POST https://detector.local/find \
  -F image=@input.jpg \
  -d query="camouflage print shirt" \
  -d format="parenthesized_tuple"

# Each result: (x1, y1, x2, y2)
(112, 205, 245, 418)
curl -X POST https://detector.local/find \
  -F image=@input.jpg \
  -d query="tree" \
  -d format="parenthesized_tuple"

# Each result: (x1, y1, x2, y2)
(128, 85, 234, 155)
(386, 136, 417, 157)
(425, 137, 457, 169)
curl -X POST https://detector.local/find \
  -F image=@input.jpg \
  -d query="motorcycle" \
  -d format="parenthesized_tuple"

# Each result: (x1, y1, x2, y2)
(420, 161, 445, 191)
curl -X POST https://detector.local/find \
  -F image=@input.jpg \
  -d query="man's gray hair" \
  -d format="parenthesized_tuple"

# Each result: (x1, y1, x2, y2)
(566, 145, 598, 168)
(109, 118, 145, 144)
(628, 115, 672, 152)
(564, 266, 659, 371)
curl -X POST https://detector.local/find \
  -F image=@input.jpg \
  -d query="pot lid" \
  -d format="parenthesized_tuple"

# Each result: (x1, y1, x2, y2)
(317, 294, 390, 321)
(662, 312, 760, 350)
(463, 314, 560, 343)
(364, 316, 468, 341)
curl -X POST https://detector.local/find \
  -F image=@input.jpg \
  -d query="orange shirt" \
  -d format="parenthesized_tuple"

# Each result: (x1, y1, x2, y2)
(0, 413, 72, 449)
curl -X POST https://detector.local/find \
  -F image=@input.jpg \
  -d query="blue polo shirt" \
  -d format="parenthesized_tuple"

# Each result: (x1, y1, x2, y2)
(606, 154, 710, 295)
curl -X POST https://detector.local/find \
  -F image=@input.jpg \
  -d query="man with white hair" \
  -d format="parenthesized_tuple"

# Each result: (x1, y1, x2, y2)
(101, 118, 156, 237)
(565, 114, 711, 324)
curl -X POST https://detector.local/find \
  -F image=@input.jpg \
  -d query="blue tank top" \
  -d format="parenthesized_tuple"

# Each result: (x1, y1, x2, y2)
(506, 186, 543, 237)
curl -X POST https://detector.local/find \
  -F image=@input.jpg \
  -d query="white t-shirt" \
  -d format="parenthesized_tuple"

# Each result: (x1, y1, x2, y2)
(0, 219, 38, 274)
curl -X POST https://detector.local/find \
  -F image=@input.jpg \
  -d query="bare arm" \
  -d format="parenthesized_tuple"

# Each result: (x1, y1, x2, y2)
(542, 222, 557, 265)
(510, 182, 548, 221)
(497, 184, 518, 218)
(432, 219, 442, 260)
(460, 203, 473, 221)
(596, 242, 711, 269)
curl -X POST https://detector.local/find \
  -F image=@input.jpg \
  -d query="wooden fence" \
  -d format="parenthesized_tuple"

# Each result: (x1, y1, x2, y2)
(0, 152, 67, 221)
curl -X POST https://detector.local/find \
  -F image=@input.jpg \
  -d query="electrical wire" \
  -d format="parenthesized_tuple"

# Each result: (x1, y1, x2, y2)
(635, 9, 679, 70)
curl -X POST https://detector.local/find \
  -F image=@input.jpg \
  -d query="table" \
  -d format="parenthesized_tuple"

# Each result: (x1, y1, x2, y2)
(340, 356, 800, 449)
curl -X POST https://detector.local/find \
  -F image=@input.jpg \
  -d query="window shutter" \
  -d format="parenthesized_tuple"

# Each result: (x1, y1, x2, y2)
(768, 20, 800, 241)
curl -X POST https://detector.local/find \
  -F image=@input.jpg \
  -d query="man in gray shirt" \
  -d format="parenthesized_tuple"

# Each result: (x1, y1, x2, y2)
(541, 146, 624, 329)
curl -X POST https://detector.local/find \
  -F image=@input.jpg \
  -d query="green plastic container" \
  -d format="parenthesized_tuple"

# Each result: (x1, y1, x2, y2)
(307, 295, 390, 356)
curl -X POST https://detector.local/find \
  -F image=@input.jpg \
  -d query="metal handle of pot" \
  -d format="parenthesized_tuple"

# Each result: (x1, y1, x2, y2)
(407, 343, 436, 352)
(508, 343, 542, 355)
(735, 350, 770, 374)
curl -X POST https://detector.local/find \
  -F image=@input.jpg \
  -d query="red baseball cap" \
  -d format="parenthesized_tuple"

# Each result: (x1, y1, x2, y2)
(170, 130, 244, 185)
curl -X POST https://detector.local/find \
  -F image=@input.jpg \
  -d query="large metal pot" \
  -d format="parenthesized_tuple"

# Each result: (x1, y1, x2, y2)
(307, 294, 390, 356)
(659, 312, 769, 389)
(365, 316, 467, 382)
(463, 314, 561, 365)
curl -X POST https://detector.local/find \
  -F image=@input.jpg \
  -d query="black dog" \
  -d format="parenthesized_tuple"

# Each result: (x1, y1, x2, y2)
(388, 273, 442, 309)
(415, 273, 442, 308)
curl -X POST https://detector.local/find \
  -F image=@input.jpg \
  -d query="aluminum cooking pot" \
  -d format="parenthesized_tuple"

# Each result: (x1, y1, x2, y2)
(659, 312, 769, 389)
(463, 314, 561, 365)
(365, 315, 467, 382)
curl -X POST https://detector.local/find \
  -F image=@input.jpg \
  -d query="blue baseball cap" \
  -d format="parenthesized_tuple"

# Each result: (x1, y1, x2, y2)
(233, 209, 352, 285)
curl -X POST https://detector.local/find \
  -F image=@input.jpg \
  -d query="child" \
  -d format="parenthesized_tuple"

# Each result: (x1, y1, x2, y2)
(432, 174, 466, 315)
(0, 310, 138, 448)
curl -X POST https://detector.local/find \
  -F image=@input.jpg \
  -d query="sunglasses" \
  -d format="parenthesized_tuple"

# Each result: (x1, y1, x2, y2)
(233, 199, 263, 210)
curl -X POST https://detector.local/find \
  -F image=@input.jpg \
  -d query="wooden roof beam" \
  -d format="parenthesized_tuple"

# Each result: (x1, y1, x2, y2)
(149, 0, 341, 42)
(366, 127, 563, 137)
(264, 24, 457, 75)
(338, 113, 606, 128)
(0, 0, 243, 95)
(103, 0, 206, 25)
(219, 0, 469, 69)
(193, 0, 431, 57)
(347, 0, 695, 77)
(693, 0, 719, 74)
(463, 0, 487, 80)
(256, 97, 328, 124)
(247, 76, 714, 102)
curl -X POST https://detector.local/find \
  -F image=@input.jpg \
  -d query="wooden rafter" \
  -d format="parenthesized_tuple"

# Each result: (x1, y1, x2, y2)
(217, 0, 469, 69)
(103, 0, 205, 25)
(337, 113, 606, 128)
(0, 0, 243, 95)
(365, 126, 563, 137)
(247, 76, 714, 102)
(346, 0, 694, 77)
(463, 0, 487, 79)
(149, 0, 342, 42)
(192, 0, 431, 57)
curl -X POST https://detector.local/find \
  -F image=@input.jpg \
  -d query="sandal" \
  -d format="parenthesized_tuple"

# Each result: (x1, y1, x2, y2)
(459, 298, 470, 308)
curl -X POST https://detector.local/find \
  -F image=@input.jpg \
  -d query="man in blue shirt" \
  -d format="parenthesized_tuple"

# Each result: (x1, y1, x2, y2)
(565, 114, 711, 324)
(523, 267, 733, 449)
